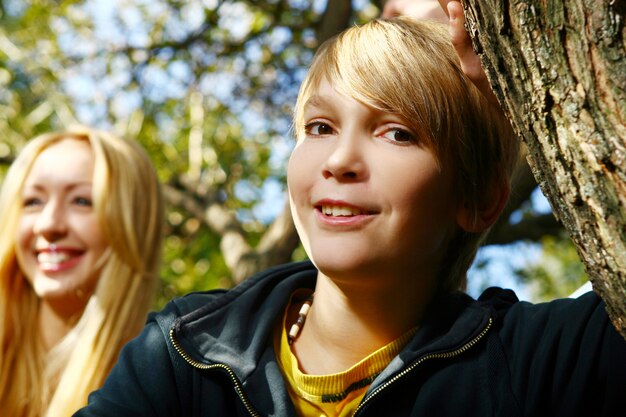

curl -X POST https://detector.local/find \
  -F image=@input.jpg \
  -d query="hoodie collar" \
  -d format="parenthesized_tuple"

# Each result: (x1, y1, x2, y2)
(172, 261, 516, 388)
(172, 261, 317, 379)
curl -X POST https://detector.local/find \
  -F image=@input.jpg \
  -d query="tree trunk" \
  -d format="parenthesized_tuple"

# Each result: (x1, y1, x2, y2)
(463, 0, 626, 337)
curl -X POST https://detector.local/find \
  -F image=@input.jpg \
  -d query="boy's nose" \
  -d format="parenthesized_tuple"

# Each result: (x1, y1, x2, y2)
(322, 133, 367, 181)
(33, 201, 68, 242)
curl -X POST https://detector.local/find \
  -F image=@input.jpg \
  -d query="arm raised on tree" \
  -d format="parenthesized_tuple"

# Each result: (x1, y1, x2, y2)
(438, 0, 500, 106)
(382, 0, 447, 23)
(383, 0, 500, 107)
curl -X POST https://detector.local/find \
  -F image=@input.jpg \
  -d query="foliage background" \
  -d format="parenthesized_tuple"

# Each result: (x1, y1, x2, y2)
(0, 0, 587, 308)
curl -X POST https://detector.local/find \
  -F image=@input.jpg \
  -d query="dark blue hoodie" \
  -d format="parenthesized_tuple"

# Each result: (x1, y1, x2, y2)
(75, 261, 626, 416)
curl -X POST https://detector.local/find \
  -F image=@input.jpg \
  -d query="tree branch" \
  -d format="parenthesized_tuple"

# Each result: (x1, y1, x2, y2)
(486, 213, 562, 246)
(163, 179, 299, 285)
(316, 0, 353, 44)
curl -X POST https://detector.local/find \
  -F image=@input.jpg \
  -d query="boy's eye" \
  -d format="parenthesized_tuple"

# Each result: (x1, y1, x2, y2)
(304, 122, 334, 136)
(381, 128, 415, 143)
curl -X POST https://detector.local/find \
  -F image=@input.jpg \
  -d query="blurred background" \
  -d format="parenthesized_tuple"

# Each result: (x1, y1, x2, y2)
(0, 0, 588, 308)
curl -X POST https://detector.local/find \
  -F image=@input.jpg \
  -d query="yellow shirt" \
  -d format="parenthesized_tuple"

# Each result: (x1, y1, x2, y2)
(274, 295, 417, 417)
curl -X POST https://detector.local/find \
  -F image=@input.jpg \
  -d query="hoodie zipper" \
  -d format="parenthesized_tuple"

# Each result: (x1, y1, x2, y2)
(171, 316, 492, 417)
(353, 317, 494, 416)
(169, 328, 261, 417)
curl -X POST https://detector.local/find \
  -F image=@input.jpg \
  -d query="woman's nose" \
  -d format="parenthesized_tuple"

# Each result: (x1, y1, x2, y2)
(33, 200, 68, 242)
(322, 133, 367, 181)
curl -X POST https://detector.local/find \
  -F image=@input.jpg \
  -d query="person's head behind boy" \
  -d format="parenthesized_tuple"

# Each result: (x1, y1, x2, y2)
(292, 17, 519, 296)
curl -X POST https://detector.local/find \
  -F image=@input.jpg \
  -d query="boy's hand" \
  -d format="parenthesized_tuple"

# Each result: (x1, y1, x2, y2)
(382, 0, 500, 107)
(382, 0, 447, 23)
(440, 1, 499, 106)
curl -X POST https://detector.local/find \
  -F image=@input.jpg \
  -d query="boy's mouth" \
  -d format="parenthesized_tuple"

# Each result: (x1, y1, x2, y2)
(317, 203, 378, 218)
(321, 205, 364, 217)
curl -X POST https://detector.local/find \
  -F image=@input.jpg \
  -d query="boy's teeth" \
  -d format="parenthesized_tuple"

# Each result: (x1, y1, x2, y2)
(37, 252, 71, 264)
(322, 206, 363, 216)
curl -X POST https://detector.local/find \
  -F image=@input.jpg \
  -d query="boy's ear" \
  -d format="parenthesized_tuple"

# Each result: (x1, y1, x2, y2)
(456, 177, 510, 233)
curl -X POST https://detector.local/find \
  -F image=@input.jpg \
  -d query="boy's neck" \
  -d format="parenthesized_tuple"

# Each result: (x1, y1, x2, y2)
(290, 272, 434, 375)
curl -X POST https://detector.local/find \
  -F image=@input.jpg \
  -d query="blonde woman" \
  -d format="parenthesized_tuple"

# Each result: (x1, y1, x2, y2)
(0, 126, 164, 417)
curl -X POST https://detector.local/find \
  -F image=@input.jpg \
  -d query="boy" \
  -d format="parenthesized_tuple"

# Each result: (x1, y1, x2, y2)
(75, 14, 626, 417)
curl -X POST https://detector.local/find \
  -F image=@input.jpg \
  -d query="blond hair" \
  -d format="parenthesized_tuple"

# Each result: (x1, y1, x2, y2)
(294, 17, 520, 294)
(0, 126, 164, 417)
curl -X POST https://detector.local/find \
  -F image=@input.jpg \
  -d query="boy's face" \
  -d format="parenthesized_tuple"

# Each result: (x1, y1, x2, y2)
(288, 79, 461, 287)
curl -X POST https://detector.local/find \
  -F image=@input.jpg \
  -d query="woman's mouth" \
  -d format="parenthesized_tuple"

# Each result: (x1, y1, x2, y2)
(37, 251, 73, 264)
(36, 249, 84, 272)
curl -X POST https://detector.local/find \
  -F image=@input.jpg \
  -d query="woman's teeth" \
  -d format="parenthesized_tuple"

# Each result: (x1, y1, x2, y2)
(37, 252, 72, 264)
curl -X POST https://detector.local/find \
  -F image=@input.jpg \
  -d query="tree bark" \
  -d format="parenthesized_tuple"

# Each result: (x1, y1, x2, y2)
(463, 0, 626, 337)
(316, 0, 354, 44)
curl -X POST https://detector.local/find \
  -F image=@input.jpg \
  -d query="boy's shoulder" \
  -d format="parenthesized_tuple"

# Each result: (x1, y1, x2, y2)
(477, 288, 619, 347)
(151, 260, 318, 324)
(171, 288, 230, 317)
(477, 286, 603, 319)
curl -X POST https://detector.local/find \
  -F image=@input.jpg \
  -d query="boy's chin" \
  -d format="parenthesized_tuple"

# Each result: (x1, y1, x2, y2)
(312, 256, 383, 283)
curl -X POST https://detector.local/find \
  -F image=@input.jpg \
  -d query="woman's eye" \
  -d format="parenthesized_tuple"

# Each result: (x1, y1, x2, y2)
(23, 197, 42, 208)
(304, 122, 334, 136)
(73, 197, 93, 207)
(382, 128, 415, 143)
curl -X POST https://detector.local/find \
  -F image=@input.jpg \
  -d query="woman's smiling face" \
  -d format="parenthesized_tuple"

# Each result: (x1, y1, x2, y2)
(16, 138, 108, 316)
(288, 79, 460, 286)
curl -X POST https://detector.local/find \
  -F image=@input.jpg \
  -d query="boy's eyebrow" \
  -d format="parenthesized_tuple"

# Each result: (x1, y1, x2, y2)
(303, 94, 329, 109)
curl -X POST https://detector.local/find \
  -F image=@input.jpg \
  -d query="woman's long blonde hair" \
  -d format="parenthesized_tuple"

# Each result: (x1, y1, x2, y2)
(0, 126, 164, 417)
